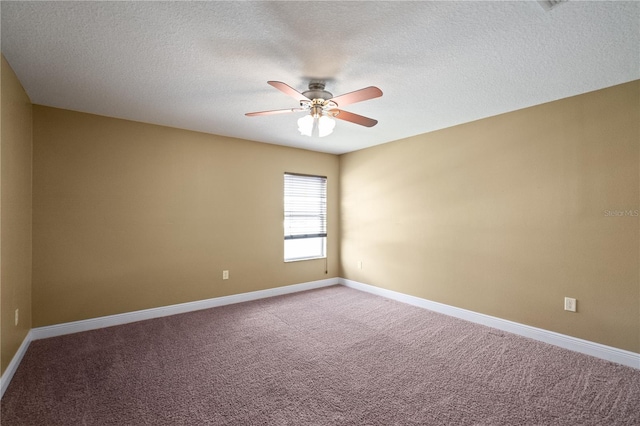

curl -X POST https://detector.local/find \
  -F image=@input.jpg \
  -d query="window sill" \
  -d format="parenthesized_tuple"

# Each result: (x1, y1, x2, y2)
(284, 256, 326, 263)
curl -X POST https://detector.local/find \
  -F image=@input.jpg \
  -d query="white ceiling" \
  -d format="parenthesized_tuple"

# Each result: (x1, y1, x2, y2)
(1, 1, 638, 155)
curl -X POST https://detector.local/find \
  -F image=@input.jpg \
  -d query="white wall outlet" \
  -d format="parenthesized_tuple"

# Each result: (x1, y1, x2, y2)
(564, 297, 577, 312)
(222, 270, 229, 280)
(358, 261, 363, 269)
(15, 309, 19, 326)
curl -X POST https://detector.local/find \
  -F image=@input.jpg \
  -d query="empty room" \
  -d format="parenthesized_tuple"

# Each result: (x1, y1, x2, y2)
(1, 1, 639, 425)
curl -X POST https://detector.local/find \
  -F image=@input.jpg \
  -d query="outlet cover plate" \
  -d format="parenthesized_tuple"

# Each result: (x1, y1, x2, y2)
(564, 297, 577, 312)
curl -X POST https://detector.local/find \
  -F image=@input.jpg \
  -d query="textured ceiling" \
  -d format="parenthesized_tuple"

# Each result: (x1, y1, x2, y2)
(1, 1, 639, 154)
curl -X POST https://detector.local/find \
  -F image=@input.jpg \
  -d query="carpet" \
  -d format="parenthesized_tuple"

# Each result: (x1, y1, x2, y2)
(2, 285, 639, 425)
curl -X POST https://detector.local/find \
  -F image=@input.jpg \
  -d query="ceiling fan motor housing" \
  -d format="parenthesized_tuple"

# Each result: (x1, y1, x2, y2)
(302, 80, 333, 101)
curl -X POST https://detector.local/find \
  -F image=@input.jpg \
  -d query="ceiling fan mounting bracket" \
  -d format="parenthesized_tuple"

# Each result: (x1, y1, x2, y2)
(308, 80, 324, 89)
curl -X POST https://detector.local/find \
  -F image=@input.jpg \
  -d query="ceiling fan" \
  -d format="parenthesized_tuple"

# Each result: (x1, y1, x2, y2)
(246, 80, 383, 137)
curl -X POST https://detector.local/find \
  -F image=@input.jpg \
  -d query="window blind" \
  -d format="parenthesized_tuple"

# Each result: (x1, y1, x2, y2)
(284, 173, 327, 240)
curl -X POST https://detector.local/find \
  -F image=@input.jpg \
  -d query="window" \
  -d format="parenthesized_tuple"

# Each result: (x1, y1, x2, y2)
(284, 173, 327, 261)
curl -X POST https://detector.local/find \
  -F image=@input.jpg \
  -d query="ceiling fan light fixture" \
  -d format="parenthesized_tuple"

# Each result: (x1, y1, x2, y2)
(297, 113, 335, 138)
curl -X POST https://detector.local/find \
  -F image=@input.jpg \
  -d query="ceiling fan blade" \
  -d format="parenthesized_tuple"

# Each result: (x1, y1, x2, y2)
(329, 86, 383, 107)
(267, 81, 310, 102)
(330, 109, 378, 127)
(245, 108, 305, 117)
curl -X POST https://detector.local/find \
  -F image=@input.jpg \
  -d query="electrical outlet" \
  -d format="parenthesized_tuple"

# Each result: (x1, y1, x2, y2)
(15, 309, 19, 326)
(358, 261, 362, 269)
(564, 297, 577, 312)
(222, 270, 229, 280)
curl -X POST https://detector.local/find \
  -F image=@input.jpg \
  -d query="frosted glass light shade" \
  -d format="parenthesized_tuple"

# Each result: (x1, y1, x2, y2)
(297, 115, 314, 136)
(317, 115, 336, 138)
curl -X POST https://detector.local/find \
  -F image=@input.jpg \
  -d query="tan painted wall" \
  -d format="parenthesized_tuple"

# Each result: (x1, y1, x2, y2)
(9, 73, 640, 359)
(32, 106, 339, 327)
(1, 56, 33, 374)
(340, 81, 640, 353)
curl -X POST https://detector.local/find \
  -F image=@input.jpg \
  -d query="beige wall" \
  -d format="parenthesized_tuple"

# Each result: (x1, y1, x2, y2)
(32, 106, 339, 327)
(340, 81, 639, 353)
(1, 56, 33, 374)
(4, 67, 638, 368)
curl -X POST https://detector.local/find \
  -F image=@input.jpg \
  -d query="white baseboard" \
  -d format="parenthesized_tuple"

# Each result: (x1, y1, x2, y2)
(0, 331, 33, 399)
(31, 278, 339, 341)
(340, 278, 640, 370)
